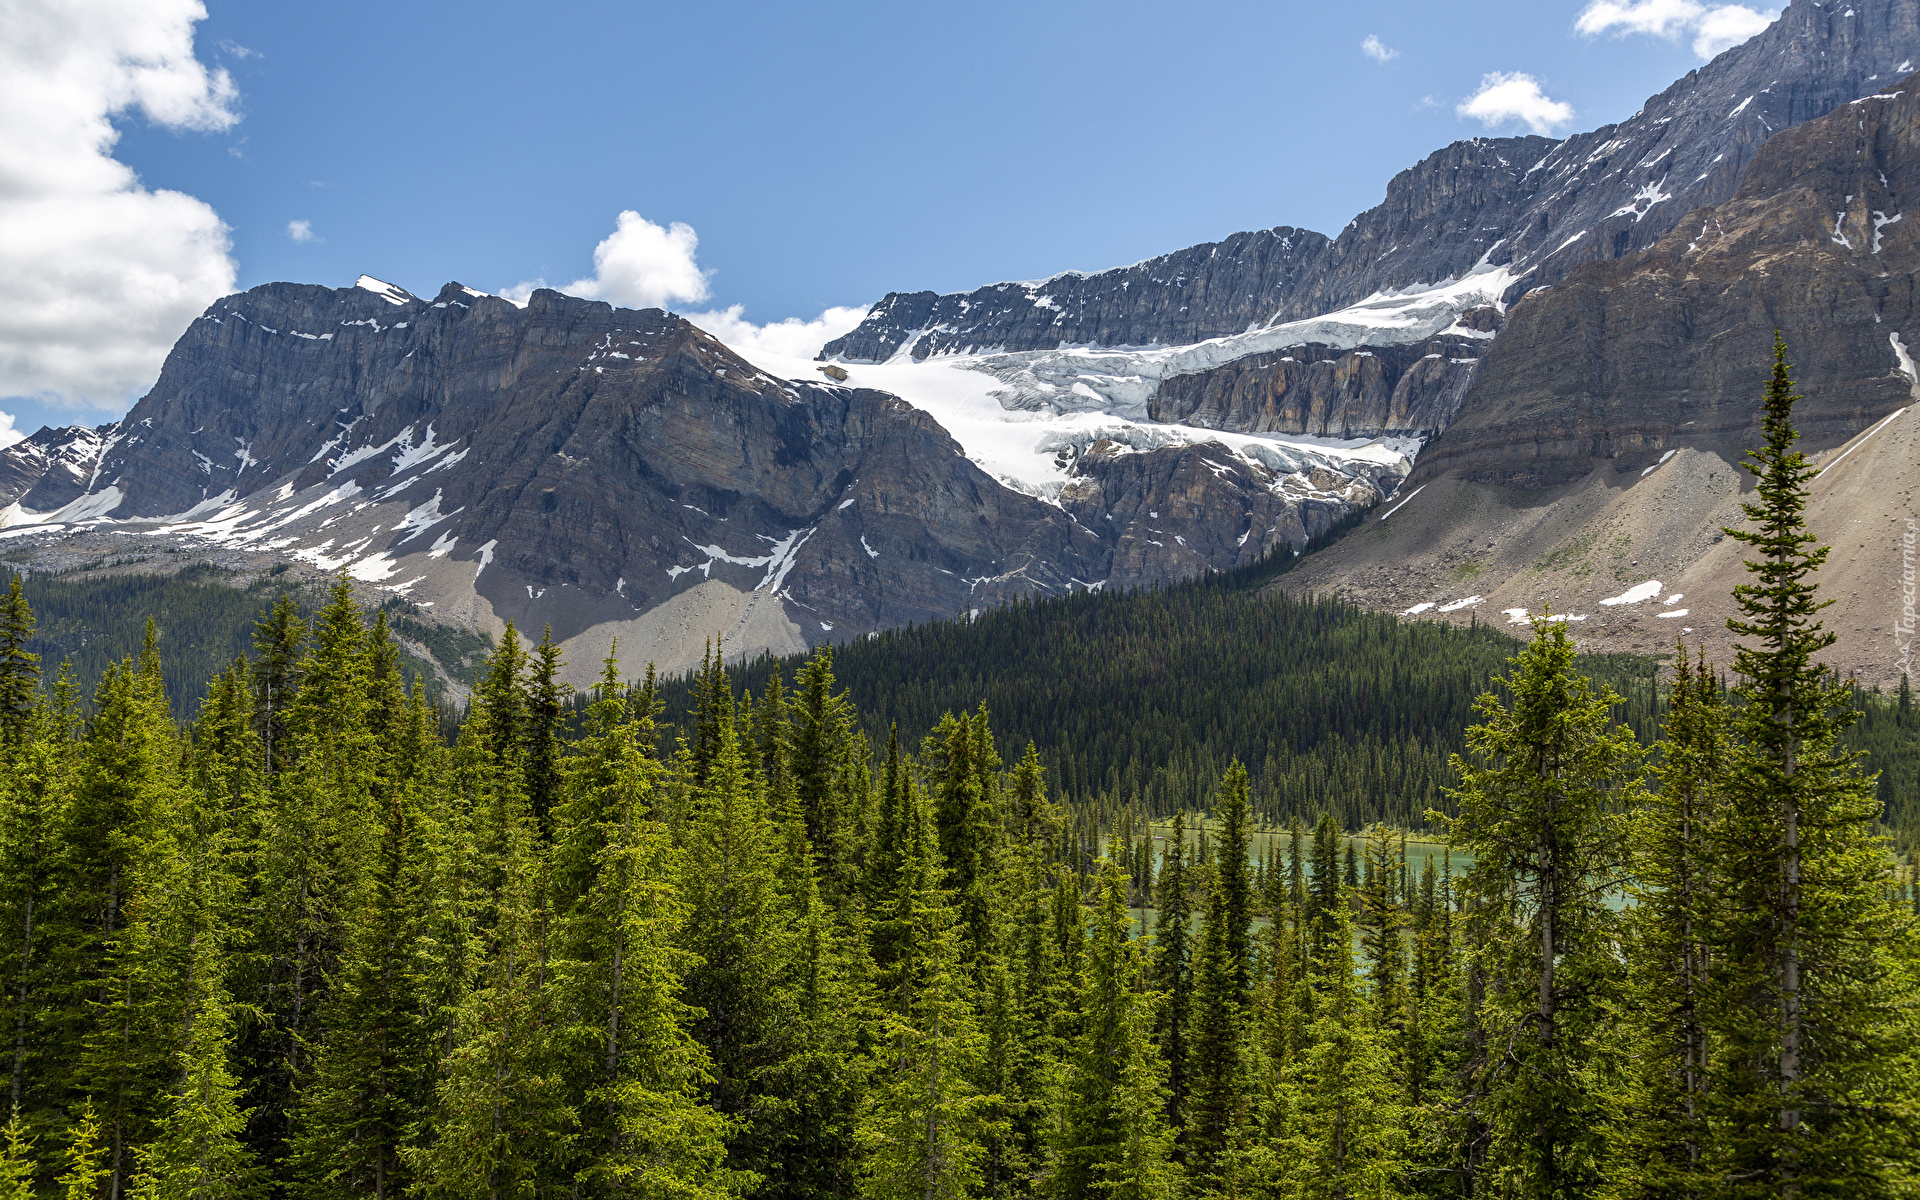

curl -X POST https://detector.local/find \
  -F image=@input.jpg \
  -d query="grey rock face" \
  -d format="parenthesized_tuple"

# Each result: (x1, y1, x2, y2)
(1148, 321, 1498, 438)
(825, 0, 1919, 363)
(1414, 72, 1920, 490)
(0, 424, 115, 512)
(1060, 442, 1386, 588)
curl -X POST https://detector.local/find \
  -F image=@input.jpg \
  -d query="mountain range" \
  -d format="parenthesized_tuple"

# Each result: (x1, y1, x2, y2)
(1, 0, 1915, 688)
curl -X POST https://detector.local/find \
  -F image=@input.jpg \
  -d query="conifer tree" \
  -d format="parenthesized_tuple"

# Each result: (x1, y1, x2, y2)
(523, 627, 570, 839)
(676, 681, 792, 1175)
(1708, 335, 1914, 1197)
(239, 579, 372, 1166)
(544, 655, 742, 1198)
(0, 1111, 32, 1200)
(0, 577, 38, 751)
(756, 820, 867, 1200)
(60, 657, 177, 1191)
(1289, 892, 1406, 1199)
(248, 594, 306, 778)
(928, 710, 1002, 972)
(287, 783, 436, 1199)
(1214, 763, 1253, 1001)
(0, 613, 62, 1125)
(133, 937, 260, 1200)
(1007, 743, 1054, 852)
(857, 764, 995, 1200)
(409, 781, 558, 1200)
(791, 650, 854, 890)
(1154, 815, 1192, 1132)
(1359, 823, 1407, 1054)
(1612, 645, 1726, 1196)
(1054, 860, 1178, 1200)
(58, 1102, 108, 1200)
(1181, 874, 1246, 1185)
(996, 834, 1069, 1193)
(1308, 813, 1341, 964)
(1444, 616, 1641, 1198)
(475, 622, 528, 774)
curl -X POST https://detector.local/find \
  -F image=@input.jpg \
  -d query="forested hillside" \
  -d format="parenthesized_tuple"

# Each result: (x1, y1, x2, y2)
(0, 564, 491, 717)
(671, 569, 1917, 842)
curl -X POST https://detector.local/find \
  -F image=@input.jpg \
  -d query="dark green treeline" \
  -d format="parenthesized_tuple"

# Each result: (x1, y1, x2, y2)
(658, 578, 1914, 843)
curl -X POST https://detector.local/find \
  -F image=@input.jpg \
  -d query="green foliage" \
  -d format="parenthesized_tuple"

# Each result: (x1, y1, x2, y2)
(1708, 336, 1916, 1198)
(1443, 617, 1644, 1198)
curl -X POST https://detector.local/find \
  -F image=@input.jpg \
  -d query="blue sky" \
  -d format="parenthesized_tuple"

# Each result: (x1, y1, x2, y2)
(0, 0, 1776, 436)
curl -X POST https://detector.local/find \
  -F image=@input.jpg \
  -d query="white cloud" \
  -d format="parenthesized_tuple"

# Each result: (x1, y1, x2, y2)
(1456, 72, 1575, 135)
(499, 211, 868, 360)
(1689, 5, 1777, 56)
(0, 0, 239, 415)
(504, 210, 712, 311)
(0, 412, 22, 449)
(1575, 1, 1779, 60)
(686, 304, 872, 360)
(1361, 35, 1399, 64)
(287, 218, 316, 243)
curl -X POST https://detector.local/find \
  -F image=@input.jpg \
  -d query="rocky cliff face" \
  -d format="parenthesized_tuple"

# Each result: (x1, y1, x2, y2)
(1275, 72, 1920, 687)
(1147, 315, 1498, 438)
(825, 0, 1919, 364)
(1413, 73, 1920, 489)
(0, 424, 113, 513)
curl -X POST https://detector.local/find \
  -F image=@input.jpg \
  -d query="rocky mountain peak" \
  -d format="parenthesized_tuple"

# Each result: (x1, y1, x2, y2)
(824, 0, 1920, 363)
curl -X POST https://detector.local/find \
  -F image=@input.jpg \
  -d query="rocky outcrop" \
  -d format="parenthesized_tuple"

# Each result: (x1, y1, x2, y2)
(1148, 319, 1498, 438)
(0, 280, 1129, 667)
(1413, 73, 1920, 489)
(825, 0, 1919, 363)
(0, 424, 114, 512)
(1061, 442, 1384, 587)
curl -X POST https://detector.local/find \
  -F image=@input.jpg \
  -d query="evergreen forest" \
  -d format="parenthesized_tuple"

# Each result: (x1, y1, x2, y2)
(0, 345, 1914, 1198)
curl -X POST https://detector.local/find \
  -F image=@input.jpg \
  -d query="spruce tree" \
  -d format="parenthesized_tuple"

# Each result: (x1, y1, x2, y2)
(0, 600, 62, 1126)
(409, 777, 558, 1200)
(132, 936, 261, 1200)
(1154, 814, 1192, 1133)
(857, 765, 995, 1200)
(544, 655, 742, 1198)
(1359, 823, 1407, 1057)
(1288, 891, 1406, 1199)
(1612, 645, 1726, 1196)
(1444, 617, 1641, 1198)
(1214, 763, 1253, 1001)
(248, 594, 306, 779)
(1708, 335, 1915, 1197)
(58, 1102, 109, 1200)
(791, 650, 854, 891)
(59, 657, 177, 1191)
(1054, 859, 1177, 1199)
(676, 684, 790, 1175)
(287, 784, 436, 1199)
(0, 1111, 32, 1200)
(523, 627, 570, 840)
(1308, 813, 1341, 964)
(0, 576, 38, 752)
(239, 579, 372, 1167)
(1181, 874, 1246, 1185)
